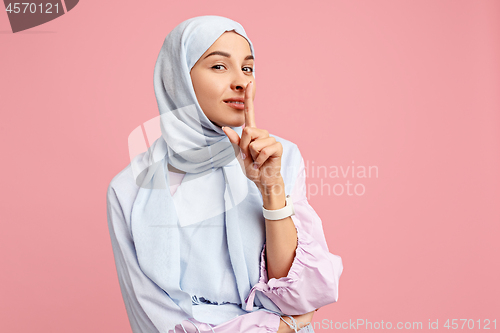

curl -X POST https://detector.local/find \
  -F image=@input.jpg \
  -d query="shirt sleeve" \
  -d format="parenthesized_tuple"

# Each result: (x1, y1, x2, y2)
(168, 311, 281, 333)
(246, 154, 344, 315)
(107, 182, 189, 333)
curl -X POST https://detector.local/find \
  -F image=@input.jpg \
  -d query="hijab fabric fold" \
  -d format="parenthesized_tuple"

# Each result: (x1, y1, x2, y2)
(129, 16, 284, 332)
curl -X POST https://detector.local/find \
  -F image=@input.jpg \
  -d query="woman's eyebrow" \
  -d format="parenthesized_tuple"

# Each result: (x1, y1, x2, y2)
(204, 51, 254, 60)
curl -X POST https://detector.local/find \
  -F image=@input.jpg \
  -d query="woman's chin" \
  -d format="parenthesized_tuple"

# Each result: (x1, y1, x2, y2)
(218, 115, 245, 128)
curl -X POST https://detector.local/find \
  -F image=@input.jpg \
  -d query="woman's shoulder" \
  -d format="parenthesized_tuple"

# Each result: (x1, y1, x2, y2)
(107, 155, 143, 209)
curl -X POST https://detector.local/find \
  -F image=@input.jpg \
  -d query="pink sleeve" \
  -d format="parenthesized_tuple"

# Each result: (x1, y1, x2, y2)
(169, 311, 280, 333)
(245, 155, 344, 315)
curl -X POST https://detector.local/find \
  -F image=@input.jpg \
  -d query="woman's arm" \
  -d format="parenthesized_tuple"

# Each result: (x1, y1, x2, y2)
(170, 311, 314, 333)
(261, 179, 298, 280)
(248, 151, 344, 316)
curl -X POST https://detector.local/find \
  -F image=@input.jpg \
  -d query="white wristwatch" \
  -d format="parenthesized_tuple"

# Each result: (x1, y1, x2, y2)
(262, 195, 295, 221)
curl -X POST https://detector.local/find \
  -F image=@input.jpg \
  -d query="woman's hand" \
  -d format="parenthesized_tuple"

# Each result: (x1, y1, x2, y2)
(277, 311, 316, 333)
(222, 81, 284, 193)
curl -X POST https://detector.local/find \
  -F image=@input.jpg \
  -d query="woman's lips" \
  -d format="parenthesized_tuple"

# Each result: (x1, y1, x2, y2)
(224, 101, 245, 110)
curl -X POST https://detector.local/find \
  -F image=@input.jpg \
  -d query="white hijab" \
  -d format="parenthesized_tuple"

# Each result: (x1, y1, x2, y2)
(130, 15, 285, 332)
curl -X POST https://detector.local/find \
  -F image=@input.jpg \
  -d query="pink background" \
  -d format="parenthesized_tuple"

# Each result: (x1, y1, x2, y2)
(1, 0, 499, 332)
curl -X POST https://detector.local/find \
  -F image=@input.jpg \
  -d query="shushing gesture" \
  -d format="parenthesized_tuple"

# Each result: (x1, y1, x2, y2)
(222, 81, 284, 193)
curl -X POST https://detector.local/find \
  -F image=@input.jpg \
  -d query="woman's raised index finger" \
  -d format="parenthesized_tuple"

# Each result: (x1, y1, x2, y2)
(244, 81, 256, 128)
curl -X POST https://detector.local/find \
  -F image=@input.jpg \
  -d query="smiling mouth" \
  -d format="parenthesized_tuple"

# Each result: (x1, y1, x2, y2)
(224, 100, 245, 110)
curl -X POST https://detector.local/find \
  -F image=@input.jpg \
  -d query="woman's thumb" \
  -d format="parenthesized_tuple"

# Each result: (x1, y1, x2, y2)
(222, 126, 240, 145)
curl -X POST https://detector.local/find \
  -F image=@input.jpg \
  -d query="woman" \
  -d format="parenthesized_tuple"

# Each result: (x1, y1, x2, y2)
(106, 15, 343, 333)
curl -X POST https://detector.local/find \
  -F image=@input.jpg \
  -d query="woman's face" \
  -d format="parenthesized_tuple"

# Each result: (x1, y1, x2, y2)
(190, 31, 255, 128)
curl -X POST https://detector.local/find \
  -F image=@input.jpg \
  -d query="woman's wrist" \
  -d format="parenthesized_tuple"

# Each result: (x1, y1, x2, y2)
(259, 178, 286, 210)
(277, 312, 315, 333)
(277, 317, 295, 333)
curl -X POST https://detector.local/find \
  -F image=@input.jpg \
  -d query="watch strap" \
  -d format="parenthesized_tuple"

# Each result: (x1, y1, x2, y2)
(262, 195, 295, 221)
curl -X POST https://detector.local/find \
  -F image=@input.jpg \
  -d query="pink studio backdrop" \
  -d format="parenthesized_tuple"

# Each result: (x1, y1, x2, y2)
(1, 1, 499, 332)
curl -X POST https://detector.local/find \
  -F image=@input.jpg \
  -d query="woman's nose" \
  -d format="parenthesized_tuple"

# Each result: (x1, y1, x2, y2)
(231, 72, 250, 91)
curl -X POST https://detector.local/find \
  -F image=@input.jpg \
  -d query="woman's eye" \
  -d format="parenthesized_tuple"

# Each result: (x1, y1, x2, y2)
(243, 67, 254, 73)
(212, 65, 225, 70)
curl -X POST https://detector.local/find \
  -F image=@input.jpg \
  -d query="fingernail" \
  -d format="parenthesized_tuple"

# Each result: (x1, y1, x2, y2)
(253, 163, 259, 169)
(241, 152, 246, 160)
